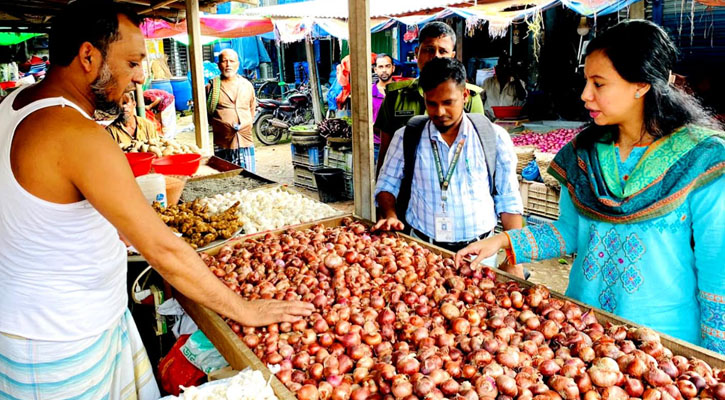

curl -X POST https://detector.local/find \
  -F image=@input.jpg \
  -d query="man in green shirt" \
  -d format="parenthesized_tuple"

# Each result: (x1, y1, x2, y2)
(374, 21, 485, 174)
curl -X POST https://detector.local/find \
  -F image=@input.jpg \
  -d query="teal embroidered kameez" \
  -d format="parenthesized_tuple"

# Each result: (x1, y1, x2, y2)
(505, 125, 725, 353)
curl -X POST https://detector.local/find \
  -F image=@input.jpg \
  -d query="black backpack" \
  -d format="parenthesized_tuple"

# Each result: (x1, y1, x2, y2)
(395, 113, 499, 230)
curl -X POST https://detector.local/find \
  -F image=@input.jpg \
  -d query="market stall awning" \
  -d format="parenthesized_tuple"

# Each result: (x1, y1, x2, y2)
(245, 0, 474, 19)
(141, 14, 273, 39)
(445, 0, 559, 37)
(559, 0, 640, 16)
(271, 17, 389, 42)
(0, 32, 41, 46)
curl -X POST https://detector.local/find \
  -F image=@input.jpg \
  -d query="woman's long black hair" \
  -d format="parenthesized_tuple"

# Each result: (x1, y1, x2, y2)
(576, 20, 720, 149)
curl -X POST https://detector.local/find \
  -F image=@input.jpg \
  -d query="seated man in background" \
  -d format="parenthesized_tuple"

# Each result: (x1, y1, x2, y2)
(481, 57, 527, 120)
(107, 91, 159, 145)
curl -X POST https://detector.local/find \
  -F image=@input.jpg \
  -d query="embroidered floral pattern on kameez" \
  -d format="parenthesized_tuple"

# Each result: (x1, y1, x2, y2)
(507, 223, 567, 263)
(582, 225, 647, 312)
(699, 290, 725, 352)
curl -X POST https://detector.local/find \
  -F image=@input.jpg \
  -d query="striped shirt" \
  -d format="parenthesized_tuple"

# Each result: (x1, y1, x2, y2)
(375, 115, 523, 242)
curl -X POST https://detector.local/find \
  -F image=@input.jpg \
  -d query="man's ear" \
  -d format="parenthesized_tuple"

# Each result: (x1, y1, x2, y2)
(78, 42, 99, 73)
(463, 87, 470, 103)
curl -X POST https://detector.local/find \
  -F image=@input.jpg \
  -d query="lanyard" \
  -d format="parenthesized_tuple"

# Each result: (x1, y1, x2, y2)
(429, 128, 465, 205)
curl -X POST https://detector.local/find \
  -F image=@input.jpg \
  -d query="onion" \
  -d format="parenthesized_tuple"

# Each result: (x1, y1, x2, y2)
(645, 367, 674, 388)
(474, 375, 498, 398)
(549, 375, 578, 400)
(712, 383, 725, 400)
(452, 318, 471, 335)
(497, 347, 520, 369)
(441, 378, 461, 396)
(601, 386, 628, 400)
(588, 358, 620, 388)
(396, 355, 420, 375)
(539, 359, 561, 377)
(392, 375, 413, 399)
(243, 334, 260, 348)
(497, 375, 519, 397)
(298, 383, 320, 400)
(414, 376, 435, 397)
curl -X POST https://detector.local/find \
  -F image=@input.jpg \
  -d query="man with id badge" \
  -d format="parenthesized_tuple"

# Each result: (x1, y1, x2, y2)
(374, 58, 524, 275)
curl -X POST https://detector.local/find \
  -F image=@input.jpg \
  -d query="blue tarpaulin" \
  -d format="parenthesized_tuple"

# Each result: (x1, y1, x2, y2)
(229, 36, 271, 71)
(214, 1, 271, 71)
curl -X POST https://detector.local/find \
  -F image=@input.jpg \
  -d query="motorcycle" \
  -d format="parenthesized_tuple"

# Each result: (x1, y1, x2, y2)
(254, 85, 315, 146)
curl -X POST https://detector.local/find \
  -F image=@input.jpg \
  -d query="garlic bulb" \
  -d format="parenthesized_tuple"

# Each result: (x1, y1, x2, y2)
(175, 368, 278, 400)
(199, 187, 341, 234)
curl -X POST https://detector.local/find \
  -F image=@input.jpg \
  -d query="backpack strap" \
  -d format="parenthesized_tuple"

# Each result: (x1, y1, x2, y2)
(207, 76, 221, 116)
(467, 113, 498, 196)
(396, 115, 428, 230)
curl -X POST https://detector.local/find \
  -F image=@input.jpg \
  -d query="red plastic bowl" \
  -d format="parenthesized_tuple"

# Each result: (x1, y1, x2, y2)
(125, 152, 155, 177)
(492, 106, 523, 119)
(152, 153, 202, 176)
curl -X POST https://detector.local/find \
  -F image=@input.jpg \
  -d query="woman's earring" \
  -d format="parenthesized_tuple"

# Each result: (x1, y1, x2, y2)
(634, 92, 641, 99)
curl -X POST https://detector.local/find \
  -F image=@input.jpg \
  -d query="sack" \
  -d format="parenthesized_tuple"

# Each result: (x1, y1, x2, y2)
(180, 330, 229, 374)
(158, 334, 205, 396)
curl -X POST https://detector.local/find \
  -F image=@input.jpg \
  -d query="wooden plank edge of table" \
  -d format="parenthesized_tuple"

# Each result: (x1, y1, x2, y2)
(176, 214, 724, 400)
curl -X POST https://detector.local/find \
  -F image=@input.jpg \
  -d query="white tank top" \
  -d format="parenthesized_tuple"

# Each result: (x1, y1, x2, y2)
(0, 88, 127, 341)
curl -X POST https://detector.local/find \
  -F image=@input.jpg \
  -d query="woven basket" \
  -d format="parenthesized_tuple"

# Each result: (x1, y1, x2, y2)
(534, 152, 559, 188)
(514, 146, 536, 174)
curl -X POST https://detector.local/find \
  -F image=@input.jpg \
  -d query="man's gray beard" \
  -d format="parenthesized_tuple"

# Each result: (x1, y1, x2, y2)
(90, 62, 122, 119)
(115, 112, 129, 125)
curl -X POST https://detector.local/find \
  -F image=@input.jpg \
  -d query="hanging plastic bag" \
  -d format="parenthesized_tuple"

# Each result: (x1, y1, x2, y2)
(180, 330, 230, 374)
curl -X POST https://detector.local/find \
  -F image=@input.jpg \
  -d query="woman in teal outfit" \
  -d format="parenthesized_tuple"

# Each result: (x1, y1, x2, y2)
(456, 20, 725, 354)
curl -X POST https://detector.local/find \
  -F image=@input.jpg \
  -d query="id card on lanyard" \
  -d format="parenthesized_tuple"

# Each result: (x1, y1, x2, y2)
(430, 127, 465, 242)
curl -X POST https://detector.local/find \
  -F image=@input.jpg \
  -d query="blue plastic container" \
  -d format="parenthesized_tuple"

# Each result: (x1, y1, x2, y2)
(170, 77, 192, 112)
(150, 79, 174, 110)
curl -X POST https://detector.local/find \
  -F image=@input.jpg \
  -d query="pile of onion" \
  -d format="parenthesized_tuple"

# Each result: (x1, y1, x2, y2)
(200, 218, 725, 400)
(512, 128, 582, 154)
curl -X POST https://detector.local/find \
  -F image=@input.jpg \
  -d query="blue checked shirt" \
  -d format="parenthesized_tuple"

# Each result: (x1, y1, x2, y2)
(375, 115, 523, 242)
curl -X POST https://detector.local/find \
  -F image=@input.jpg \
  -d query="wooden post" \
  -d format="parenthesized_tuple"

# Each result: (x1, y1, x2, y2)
(630, 0, 645, 19)
(135, 83, 145, 117)
(185, 0, 210, 152)
(348, 0, 375, 220)
(455, 20, 463, 62)
(304, 37, 323, 123)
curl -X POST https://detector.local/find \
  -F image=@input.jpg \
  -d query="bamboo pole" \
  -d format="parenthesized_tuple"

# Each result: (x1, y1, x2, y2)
(185, 0, 210, 153)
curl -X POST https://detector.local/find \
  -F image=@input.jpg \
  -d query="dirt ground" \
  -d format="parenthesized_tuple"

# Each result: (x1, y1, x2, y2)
(175, 117, 570, 293)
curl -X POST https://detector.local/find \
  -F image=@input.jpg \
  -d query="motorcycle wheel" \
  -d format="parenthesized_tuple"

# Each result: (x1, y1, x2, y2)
(254, 113, 284, 145)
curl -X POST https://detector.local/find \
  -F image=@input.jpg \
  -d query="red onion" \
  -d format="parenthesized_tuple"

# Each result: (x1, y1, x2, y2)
(298, 383, 320, 400)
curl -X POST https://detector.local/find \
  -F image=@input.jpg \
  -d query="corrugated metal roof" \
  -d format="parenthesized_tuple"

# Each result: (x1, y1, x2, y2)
(245, 0, 474, 19)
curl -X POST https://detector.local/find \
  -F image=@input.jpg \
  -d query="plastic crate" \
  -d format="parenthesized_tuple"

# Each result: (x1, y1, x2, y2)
(343, 172, 353, 200)
(525, 214, 558, 226)
(520, 180, 560, 220)
(293, 165, 318, 190)
(323, 146, 353, 173)
(291, 143, 324, 168)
